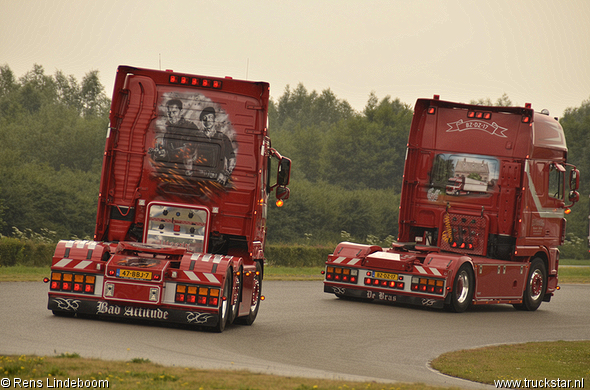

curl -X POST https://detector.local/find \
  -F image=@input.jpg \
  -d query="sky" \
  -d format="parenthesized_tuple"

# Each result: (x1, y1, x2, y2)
(2, 0, 589, 118)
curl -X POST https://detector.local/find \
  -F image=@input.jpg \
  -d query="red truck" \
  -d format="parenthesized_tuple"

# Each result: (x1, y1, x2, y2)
(46, 66, 291, 331)
(324, 96, 579, 312)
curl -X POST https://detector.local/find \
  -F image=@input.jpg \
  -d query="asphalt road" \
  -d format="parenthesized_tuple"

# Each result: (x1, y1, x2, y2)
(1, 281, 589, 388)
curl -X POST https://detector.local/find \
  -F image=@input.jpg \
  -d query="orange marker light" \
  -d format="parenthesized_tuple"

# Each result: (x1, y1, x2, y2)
(276, 199, 284, 207)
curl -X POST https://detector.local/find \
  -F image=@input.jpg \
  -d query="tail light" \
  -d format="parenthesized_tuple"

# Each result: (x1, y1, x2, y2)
(411, 277, 445, 295)
(175, 284, 220, 307)
(49, 272, 97, 294)
(324, 266, 358, 284)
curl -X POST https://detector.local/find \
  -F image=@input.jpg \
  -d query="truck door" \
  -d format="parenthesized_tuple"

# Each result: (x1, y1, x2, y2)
(520, 161, 565, 247)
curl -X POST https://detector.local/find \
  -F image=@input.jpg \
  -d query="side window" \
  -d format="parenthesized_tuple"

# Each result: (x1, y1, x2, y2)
(548, 163, 564, 200)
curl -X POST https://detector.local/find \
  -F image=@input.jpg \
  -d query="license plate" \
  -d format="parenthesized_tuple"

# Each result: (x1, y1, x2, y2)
(374, 272, 398, 280)
(117, 269, 152, 280)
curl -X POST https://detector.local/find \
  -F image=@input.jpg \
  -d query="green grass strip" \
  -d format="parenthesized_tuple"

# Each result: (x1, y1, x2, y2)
(431, 340, 590, 385)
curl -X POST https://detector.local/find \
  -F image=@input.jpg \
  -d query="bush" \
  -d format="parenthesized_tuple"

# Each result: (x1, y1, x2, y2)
(559, 233, 590, 260)
(265, 244, 334, 267)
(0, 237, 24, 266)
(0, 237, 53, 267)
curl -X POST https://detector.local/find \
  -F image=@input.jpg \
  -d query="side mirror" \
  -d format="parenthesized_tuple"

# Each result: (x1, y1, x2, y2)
(276, 186, 290, 200)
(277, 157, 291, 186)
(568, 190, 580, 204)
(569, 168, 580, 191)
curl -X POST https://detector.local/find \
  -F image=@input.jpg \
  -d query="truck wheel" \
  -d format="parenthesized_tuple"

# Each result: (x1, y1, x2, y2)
(514, 258, 546, 311)
(215, 269, 232, 332)
(229, 266, 242, 324)
(447, 263, 474, 313)
(235, 261, 262, 325)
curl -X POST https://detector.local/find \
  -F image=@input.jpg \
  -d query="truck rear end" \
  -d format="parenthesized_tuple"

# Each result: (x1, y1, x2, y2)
(324, 95, 579, 311)
(47, 66, 291, 331)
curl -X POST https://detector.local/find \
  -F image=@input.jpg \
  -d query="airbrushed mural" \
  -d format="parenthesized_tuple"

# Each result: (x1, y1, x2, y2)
(428, 153, 500, 202)
(148, 90, 237, 199)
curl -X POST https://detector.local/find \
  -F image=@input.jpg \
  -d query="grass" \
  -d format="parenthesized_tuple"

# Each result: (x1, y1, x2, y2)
(557, 266, 590, 283)
(431, 340, 590, 386)
(0, 354, 449, 390)
(0, 265, 52, 282)
(265, 265, 324, 280)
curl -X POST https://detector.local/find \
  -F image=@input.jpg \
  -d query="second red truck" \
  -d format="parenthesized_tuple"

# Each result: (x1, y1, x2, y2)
(324, 95, 579, 312)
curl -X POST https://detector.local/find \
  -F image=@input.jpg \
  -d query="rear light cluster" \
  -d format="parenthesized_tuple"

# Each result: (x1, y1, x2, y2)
(411, 277, 444, 295)
(175, 284, 220, 307)
(169, 74, 222, 89)
(325, 266, 358, 284)
(364, 276, 405, 290)
(50, 272, 96, 294)
(467, 110, 492, 120)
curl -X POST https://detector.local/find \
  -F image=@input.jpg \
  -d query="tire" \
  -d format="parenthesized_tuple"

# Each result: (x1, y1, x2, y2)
(214, 269, 232, 333)
(514, 258, 546, 311)
(234, 261, 262, 325)
(229, 266, 242, 324)
(447, 263, 474, 313)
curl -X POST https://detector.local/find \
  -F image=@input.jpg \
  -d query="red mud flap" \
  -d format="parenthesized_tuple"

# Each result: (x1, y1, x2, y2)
(48, 296, 219, 327)
(324, 284, 445, 309)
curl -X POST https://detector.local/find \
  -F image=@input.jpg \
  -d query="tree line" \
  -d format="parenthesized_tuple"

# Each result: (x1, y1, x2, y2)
(1, 64, 589, 256)
(0, 64, 108, 240)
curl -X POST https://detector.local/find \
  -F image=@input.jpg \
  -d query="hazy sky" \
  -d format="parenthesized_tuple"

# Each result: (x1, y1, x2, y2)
(2, 0, 589, 117)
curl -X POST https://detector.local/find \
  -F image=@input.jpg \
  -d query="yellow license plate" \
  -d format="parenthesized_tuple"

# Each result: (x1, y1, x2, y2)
(117, 269, 152, 280)
(375, 272, 398, 280)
